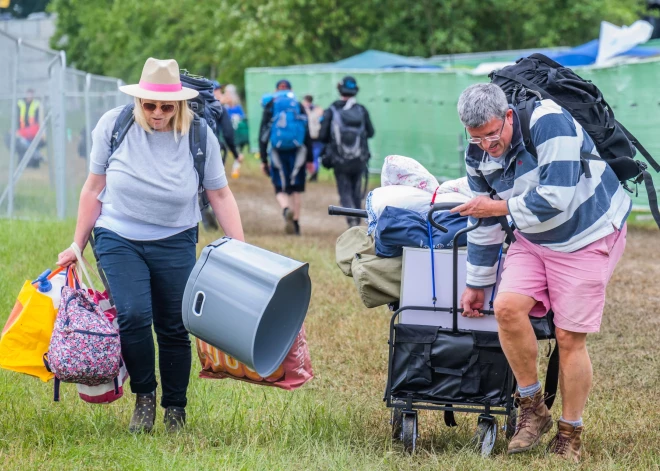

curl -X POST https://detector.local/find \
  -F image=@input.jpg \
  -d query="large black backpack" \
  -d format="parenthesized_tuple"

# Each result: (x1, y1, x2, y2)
(490, 53, 660, 228)
(110, 103, 210, 209)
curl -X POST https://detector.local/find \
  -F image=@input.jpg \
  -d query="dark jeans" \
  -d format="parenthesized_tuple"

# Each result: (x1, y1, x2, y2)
(93, 226, 197, 408)
(334, 168, 364, 226)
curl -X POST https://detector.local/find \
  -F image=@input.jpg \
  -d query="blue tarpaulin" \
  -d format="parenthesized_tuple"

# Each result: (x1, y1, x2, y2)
(545, 39, 660, 67)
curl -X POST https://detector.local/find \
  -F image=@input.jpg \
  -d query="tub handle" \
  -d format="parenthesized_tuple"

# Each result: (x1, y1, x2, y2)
(193, 291, 205, 317)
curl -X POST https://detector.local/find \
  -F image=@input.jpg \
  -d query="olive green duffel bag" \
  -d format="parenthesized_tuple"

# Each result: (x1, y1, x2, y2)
(336, 227, 401, 308)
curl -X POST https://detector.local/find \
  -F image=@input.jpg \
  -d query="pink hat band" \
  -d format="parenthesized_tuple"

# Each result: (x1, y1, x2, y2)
(138, 80, 182, 93)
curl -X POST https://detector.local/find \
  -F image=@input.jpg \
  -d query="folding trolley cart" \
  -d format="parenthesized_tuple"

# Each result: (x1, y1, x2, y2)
(329, 202, 558, 456)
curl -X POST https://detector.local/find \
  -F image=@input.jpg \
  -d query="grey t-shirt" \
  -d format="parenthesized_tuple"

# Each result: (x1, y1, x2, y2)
(90, 106, 227, 227)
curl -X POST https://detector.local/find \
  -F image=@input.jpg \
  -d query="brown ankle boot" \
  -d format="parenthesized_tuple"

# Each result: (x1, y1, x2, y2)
(548, 420, 583, 463)
(507, 389, 553, 454)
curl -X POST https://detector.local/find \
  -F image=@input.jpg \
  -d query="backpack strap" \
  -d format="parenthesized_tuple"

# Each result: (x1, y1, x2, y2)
(544, 343, 559, 410)
(527, 53, 564, 69)
(485, 187, 517, 243)
(110, 104, 136, 155)
(189, 116, 211, 210)
(616, 120, 660, 172)
(444, 410, 458, 427)
(514, 94, 539, 159)
(642, 169, 660, 228)
(189, 115, 207, 192)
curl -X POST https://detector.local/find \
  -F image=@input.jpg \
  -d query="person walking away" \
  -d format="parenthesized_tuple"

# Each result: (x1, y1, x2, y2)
(212, 81, 243, 170)
(57, 58, 244, 433)
(196, 80, 241, 231)
(302, 95, 324, 182)
(452, 83, 630, 462)
(258, 79, 314, 235)
(319, 76, 375, 227)
(222, 84, 250, 178)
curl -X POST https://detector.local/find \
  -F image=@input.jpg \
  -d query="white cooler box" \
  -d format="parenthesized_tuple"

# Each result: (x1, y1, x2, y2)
(400, 247, 505, 332)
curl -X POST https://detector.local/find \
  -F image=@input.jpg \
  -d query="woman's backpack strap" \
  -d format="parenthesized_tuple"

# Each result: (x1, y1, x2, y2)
(110, 104, 136, 155)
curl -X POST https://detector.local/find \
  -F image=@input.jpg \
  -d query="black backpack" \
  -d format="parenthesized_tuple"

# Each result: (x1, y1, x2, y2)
(110, 103, 210, 209)
(490, 53, 660, 228)
(329, 102, 369, 171)
(179, 70, 224, 136)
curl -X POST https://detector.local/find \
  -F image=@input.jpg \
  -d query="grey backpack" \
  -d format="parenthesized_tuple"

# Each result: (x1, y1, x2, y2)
(330, 102, 368, 170)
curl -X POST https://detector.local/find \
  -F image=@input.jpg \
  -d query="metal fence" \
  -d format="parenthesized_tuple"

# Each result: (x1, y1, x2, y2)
(0, 30, 129, 220)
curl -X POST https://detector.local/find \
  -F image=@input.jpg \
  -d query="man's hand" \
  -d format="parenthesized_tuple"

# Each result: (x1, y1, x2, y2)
(261, 162, 270, 177)
(450, 196, 508, 218)
(460, 287, 485, 318)
(306, 162, 316, 175)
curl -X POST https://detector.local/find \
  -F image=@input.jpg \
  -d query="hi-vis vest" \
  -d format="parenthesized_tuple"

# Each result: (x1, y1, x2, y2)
(18, 99, 41, 129)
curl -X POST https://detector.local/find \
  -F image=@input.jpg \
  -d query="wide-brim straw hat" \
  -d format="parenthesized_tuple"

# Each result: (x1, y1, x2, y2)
(119, 57, 198, 101)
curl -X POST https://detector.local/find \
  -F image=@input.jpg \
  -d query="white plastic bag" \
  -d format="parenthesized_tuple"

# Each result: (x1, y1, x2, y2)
(76, 359, 128, 404)
(366, 185, 469, 234)
(381, 155, 440, 194)
(437, 177, 473, 198)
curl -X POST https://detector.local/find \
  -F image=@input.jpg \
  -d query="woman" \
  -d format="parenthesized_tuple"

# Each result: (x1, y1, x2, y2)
(57, 58, 244, 433)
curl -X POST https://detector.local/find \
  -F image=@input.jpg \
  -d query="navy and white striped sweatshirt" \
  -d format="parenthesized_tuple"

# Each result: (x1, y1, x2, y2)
(465, 99, 631, 288)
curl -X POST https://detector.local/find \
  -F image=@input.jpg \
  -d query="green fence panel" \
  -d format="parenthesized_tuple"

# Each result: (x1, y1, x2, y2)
(246, 59, 660, 209)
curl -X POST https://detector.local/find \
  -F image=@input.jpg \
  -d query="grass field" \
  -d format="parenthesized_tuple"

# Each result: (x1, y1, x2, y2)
(0, 158, 659, 470)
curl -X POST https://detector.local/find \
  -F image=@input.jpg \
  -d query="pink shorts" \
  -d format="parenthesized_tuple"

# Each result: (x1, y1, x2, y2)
(497, 225, 627, 333)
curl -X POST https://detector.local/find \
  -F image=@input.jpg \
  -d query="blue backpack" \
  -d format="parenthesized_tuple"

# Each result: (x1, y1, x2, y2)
(269, 91, 307, 151)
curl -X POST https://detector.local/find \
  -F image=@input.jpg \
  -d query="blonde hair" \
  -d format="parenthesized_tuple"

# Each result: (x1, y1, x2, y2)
(133, 97, 194, 141)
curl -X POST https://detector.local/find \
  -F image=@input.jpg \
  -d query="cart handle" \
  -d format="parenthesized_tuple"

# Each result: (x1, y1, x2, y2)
(427, 202, 466, 233)
(328, 205, 369, 219)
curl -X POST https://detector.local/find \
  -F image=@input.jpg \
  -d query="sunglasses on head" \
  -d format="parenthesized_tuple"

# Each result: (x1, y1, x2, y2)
(141, 102, 175, 113)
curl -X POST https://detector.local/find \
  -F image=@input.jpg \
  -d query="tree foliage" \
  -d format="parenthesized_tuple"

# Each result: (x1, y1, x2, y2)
(49, 0, 647, 87)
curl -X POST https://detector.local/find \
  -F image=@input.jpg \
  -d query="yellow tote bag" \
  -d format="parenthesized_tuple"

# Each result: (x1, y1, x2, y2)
(0, 277, 60, 382)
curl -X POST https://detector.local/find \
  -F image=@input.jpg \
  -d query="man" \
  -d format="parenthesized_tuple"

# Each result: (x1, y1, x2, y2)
(7, 89, 44, 168)
(319, 76, 375, 227)
(259, 79, 314, 235)
(301, 95, 323, 182)
(452, 83, 629, 462)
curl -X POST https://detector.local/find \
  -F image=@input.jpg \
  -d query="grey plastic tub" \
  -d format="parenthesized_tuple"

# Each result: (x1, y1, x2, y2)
(182, 237, 311, 377)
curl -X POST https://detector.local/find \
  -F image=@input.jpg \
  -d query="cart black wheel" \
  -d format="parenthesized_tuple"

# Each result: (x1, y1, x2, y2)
(474, 417, 498, 457)
(401, 413, 418, 454)
(391, 408, 403, 440)
(506, 407, 517, 440)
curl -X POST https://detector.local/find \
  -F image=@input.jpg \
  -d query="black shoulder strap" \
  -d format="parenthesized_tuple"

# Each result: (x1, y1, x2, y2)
(616, 120, 660, 173)
(111, 104, 136, 155)
(485, 187, 517, 243)
(189, 116, 208, 191)
(516, 97, 539, 159)
(642, 169, 660, 228)
(544, 344, 559, 410)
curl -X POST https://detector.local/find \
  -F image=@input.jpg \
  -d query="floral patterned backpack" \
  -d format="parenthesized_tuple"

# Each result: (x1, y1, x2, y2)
(45, 263, 122, 402)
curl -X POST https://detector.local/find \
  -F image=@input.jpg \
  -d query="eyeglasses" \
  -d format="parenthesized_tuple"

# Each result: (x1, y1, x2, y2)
(465, 119, 505, 145)
(141, 102, 175, 113)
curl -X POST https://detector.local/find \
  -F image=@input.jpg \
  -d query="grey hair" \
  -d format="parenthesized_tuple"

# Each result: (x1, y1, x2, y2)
(457, 83, 508, 128)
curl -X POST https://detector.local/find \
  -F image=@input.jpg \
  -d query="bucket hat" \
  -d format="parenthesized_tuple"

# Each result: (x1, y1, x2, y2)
(119, 58, 198, 101)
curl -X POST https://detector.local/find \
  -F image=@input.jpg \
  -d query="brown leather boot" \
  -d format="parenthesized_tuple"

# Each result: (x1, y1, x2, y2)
(507, 390, 553, 454)
(548, 420, 583, 463)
